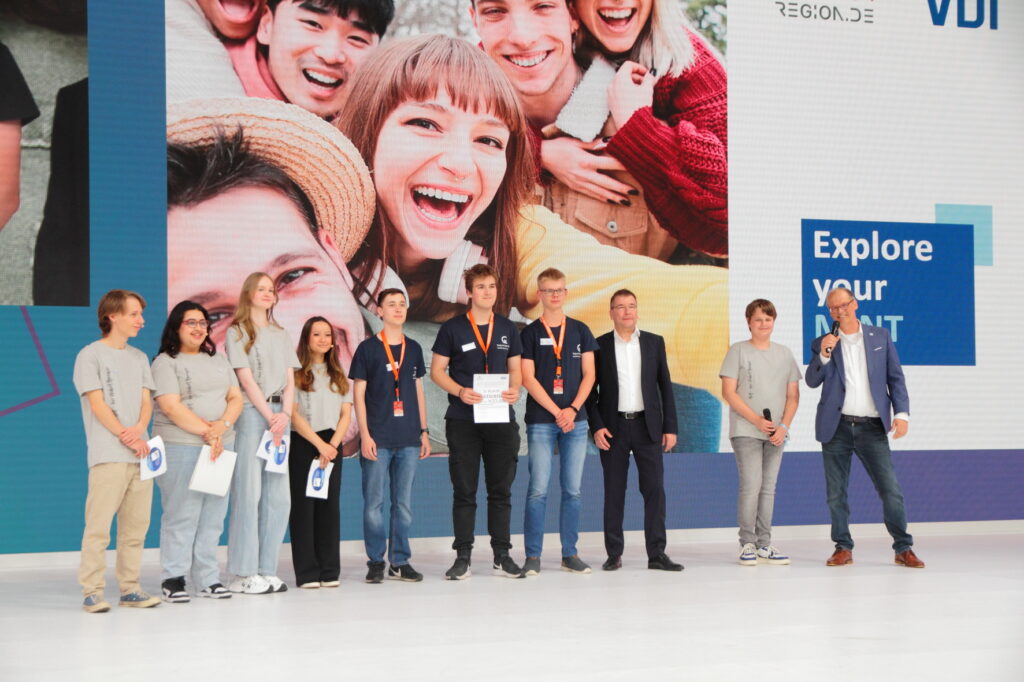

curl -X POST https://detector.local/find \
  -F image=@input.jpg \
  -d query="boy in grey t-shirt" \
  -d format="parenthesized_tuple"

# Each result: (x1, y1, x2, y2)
(72, 290, 160, 612)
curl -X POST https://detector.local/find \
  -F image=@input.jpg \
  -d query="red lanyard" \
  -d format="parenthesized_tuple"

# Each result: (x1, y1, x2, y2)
(379, 331, 406, 400)
(539, 316, 567, 378)
(467, 312, 494, 374)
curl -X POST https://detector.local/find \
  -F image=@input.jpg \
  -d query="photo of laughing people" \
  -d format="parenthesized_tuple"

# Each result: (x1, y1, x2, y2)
(165, 1, 728, 452)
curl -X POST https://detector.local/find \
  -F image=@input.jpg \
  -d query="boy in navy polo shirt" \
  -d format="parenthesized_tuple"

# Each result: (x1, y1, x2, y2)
(519, 268, 598, 576)
(350, 288, 430, 584)
(431, 264, 524, 580)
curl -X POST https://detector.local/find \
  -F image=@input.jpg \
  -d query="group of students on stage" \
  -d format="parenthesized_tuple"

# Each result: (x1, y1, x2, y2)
(73, 260, 807, 613)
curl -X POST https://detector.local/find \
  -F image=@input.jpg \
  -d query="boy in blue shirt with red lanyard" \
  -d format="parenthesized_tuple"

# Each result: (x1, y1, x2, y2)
(431, 264, 524, 580)
(350, 288, 430, 583)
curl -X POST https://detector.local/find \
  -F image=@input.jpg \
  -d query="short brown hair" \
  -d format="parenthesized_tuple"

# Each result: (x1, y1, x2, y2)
(609, 289, 637, 308)
(464, 263, 498, 292)
(537, 267, 566, 286)
(744, 299, 777, 321)
(97, 289, 146, 336)
(376, 287, 407, 307)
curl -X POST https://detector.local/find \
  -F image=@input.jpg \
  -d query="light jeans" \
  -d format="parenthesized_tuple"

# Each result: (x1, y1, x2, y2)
(524, 422, 589, 558)
(156, 443, 229, 588)
(227, 403, 290, 576)
(79, 462, 153, 597)
(360, 445, 419, 565)
(731, 436, 784, 547)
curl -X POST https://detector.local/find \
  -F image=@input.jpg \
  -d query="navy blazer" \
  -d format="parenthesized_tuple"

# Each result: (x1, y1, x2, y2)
(805, 324, 909, 443)
(587, 330, 678, 443)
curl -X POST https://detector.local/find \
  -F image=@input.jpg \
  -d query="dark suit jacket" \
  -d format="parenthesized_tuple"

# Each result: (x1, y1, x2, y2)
(588, 330, 678, 443)
(805, 324, 909, 443)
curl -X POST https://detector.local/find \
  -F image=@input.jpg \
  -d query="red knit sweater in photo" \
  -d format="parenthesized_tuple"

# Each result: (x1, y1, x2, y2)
(606, 31, 728, 258)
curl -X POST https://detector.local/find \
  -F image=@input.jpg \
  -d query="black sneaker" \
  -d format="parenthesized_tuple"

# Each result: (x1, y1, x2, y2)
(445, 554, 472, 581)
(647, 552, 684, 572)
(493, 554, 524, 579)
(365, 561, 386, 584)
(388, 564, 424, 582)
(161, 577, 190, 603)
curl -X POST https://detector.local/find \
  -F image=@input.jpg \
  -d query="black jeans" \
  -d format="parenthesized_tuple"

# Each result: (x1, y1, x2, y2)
(445, 419, 520, 553)
(599, 415, 667, 559)
(288, 429, 342, 584)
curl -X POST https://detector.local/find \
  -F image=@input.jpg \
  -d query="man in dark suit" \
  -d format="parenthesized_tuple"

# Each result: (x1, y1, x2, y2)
(588, 289, 682, 571)
(806, 286, 924, 568)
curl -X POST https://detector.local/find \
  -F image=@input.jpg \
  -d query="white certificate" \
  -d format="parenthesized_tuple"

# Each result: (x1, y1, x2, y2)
(188, 445, 237, 497)
(140, 436, 167, 481)
(257, 430, 290, 474)
(473, 373, 510, 424)
(305, 460, 334, 499)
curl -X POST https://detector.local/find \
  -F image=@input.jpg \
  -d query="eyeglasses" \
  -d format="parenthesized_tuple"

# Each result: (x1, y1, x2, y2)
(828, 300, 855, 313)
(182, 319, 209, 329)
(538, 288, 567, 296)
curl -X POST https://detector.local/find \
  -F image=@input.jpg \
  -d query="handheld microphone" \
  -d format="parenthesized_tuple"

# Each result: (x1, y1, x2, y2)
(763, 408, 776, 436)
(824, 321, 840, 356)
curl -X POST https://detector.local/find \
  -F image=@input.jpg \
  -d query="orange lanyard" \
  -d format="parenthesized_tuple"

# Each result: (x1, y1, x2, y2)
(379, 331, 406, 400)
(467, 312, 494, 374)
(539, 316, 567, 377)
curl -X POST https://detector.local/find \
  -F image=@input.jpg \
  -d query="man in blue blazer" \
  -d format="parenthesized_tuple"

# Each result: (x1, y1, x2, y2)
(588, 290, 682, 572)
(806, 287, 924, 568)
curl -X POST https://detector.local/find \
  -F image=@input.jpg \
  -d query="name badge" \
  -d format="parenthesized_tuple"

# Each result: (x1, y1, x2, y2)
(461, 342, 476, 352)
(539, 338, 554, 346)
(552, 378, 564, 395)
(393, 400, 405, 418)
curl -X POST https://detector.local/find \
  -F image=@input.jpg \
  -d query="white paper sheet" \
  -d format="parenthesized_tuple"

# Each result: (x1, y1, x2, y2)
(188, 445, 237, 497)
(257, 430, 290, 474)
(305, 460, 334, 499)
(473, 373, 510, 424)
(140, 436, 168, 480)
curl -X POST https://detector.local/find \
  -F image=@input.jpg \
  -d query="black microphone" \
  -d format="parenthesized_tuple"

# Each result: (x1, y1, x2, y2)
(823, 321, 840, 356)
(763, 408, 776, 436)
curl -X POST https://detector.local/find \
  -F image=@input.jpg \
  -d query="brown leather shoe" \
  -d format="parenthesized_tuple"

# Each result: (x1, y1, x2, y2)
(826, 548, 853, 566)
(895, 549, 925, 568)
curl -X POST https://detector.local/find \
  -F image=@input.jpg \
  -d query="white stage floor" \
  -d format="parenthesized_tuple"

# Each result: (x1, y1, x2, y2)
(1, 526, 1021, 681)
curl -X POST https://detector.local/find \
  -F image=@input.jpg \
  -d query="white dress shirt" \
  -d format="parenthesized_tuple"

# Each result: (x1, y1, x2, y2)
(820, 323, 909, 422)
(614, 328, 644, 412)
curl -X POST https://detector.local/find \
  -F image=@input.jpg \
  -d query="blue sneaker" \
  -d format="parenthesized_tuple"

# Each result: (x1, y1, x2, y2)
(82, 594, 111, 613)
(757, 545, 791, 565)
(119, 591, 160, 608)
(738, 543, 757, 566)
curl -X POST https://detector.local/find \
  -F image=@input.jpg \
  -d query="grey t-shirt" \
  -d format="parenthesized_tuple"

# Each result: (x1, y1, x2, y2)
(720, 340, 801, 440)
(224, 324, 300, 404)
(72, 340, 156, 467)
(296, 363, 353, 433)
(152, 351, 239, 446)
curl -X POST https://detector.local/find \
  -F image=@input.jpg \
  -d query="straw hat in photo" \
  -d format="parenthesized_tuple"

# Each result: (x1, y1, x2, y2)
(166, 97, 374, 262)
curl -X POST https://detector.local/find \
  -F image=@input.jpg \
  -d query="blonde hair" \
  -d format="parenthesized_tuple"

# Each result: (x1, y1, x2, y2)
(97, 289, 146, 336)
(229, 272, 282, 353)
(575, 0, 697, 76)
(336, 34, 534, 318)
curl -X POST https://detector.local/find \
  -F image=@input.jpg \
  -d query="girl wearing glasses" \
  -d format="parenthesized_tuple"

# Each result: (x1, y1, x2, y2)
(151, 300, 244, 602)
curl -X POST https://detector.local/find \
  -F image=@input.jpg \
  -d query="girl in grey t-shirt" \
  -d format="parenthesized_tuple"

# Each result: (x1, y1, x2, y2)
(224, 272, 301, 595)
(719, 299, 801, 567)
(152, 301, 243, 601)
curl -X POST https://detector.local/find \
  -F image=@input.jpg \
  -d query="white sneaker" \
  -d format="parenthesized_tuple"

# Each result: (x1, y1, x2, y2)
(228, 575, 273, 594)
(757, 545, 791, 565)
(260, 574, 288, 592)
(738, 543, 757, 566)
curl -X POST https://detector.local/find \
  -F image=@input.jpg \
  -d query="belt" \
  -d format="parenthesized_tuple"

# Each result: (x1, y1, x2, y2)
(841, 414, 880, 424)
(267, 394, 283, 404)
(618, 411, 644, 420)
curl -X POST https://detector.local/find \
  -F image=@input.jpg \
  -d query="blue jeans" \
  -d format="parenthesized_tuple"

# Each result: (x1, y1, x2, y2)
(156, 443, 230, 588)
(360, 445, 419, 565)
(524, 422, 589, 558)
(822, 419, 913, 553)
(227, 403, 291, 576)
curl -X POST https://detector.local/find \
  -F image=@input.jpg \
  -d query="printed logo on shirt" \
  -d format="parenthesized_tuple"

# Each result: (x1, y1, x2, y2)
(496, 335, 510, 352)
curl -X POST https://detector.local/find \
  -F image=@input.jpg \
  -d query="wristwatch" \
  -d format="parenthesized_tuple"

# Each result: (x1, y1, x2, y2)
(420, 428, 430, 435)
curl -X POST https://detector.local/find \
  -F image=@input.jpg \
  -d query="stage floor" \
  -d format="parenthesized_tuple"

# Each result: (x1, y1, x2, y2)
(1, 528, 1021, 681)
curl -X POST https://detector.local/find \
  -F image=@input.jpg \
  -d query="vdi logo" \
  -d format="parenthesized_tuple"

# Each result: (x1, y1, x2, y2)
(274, 442, 287, 465)
(311, 466, 325, 491)
(928, 0, 997, 29)
(147, 447, 163, 472)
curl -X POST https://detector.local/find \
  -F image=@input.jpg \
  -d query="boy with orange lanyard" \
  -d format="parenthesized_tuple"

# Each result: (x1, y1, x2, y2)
(519, 268, 598, 577)
(350, 288, 430, 584)
(431, 264, 524, 580)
